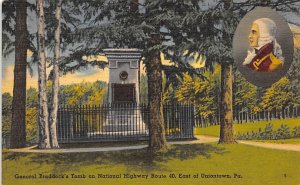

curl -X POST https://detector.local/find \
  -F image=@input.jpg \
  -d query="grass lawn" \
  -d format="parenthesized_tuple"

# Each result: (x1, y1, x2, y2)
(195, 118, 300, 143)
(2, 143, 300, 185)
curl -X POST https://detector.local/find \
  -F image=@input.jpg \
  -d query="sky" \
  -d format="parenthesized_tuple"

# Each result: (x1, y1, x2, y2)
(1, 1, 300, 94)
(1, 52, 175, 93)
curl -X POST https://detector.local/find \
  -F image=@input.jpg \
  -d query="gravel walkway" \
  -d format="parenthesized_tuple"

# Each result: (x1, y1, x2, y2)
(238, 140, 300, 152)
(8, 135, 218, 154)
(7, 135, 300, 153)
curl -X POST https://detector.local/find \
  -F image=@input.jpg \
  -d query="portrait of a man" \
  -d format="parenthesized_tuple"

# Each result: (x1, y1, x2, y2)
(243, 18, 284, 72)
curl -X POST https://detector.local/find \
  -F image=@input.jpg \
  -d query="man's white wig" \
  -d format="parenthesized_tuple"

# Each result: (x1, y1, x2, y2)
(243, 18, 284, 65)
(254, 18, 277, 47)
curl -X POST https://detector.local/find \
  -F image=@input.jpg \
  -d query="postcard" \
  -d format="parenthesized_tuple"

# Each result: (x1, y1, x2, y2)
(2, 0, 300, 185)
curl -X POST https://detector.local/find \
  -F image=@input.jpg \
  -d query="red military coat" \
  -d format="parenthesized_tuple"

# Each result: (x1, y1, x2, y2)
(246, 42, 283, 72)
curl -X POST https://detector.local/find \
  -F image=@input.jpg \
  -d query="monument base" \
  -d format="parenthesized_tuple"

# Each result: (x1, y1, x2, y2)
(87, 108, 148, 137)
(102, 114, 148, 135)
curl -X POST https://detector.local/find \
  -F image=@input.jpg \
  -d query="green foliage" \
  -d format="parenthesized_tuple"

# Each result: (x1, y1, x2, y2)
(2, 90, 39, 145)
(163, 83, 176, 104)
(140, 74, 148, 104)
(264, 123, 273, 140)
(25, 107, 38, 143)
(287, 49, 300, 94)
(26, 87, 38, 108)
(175, 73, 196, 104)
(2, 116, 11, 140)
(2, 92, 12, 115)
(2, 81, 107, 146)
(236, 123, 299, 140)
(2, 0, 15, 57)
(176, 66, 219, 120)
(59, 81, 108, 106)
(292, 126, 300, 138)
(275, 124, 291, 140)
(53, 0, 299, 124)
(2, 93, 12, 146)
(233, 71, 259, 114)
(260, 77, 298, 112)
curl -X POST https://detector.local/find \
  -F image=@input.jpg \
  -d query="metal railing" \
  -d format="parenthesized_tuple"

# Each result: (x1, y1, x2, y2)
(57, 103, 194, 143)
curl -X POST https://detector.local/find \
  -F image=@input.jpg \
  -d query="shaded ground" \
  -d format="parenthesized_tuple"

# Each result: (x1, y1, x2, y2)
(7, 136, 218, 153)
(7, 135, 300, 153)
(3, 143, 227, 173)
(3, 142, 300, 185)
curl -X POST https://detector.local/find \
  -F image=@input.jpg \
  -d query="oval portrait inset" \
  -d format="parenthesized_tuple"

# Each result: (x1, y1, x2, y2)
(233, 7, 294, 87)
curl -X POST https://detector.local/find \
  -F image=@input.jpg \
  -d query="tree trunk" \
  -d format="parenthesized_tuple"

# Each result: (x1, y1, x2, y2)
(281, 106, 285, 119)
(275, 109, 280, 119)
(209, 115, 213, 126)
(49, 0, 62, 148)
(37, 0, 51, 149)
(145, 35, 167, 152)
(10, 0, 27, 148)
(289, 105, 293, 118)
(237, 107, 240, 124)
(219, 63, 235, 144)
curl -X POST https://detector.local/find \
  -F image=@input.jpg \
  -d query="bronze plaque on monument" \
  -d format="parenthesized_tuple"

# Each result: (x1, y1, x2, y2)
(112, 83, 136, 103)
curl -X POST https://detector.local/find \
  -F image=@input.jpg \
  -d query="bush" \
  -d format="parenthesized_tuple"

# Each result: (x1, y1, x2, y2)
(236, 123, 299, 140)
(292, 126, 300, 138)
(274, 124, 290, 140)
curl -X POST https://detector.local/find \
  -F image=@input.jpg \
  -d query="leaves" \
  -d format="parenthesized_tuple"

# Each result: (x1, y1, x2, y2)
(59, 81, 108, 106)
(236, 123, 300, 140)
(175, 67, 220, 120)
(233, 71, 259, 114)
(260, 77, 298, 111)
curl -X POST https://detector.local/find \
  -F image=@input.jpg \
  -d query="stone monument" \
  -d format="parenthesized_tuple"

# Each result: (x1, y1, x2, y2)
(102, 48, 147, 134)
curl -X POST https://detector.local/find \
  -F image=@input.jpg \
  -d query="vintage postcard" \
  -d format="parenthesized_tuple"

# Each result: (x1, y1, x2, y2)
(2, 0, 300, 185)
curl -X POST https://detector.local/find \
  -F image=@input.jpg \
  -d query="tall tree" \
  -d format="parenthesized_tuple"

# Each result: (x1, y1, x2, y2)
(217, 0, 235, 144)
(65, 0, 170, 151)
(145, 34, 168, 151)
(260, 77, 298, 119)
(49, 0, 62, 148)
(219, 62, 234, 143)
(176, 69, 220, 125)
(37, 0, 51, 149)
(143, 0, 169, 151)
(171, 0, 299, 142)
(10, 0, 28, 148)
(60, 0, 300, 146)
(167, 0, 237, 143)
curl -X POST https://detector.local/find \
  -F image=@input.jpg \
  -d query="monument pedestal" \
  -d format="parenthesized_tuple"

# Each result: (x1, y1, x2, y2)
(103, 107, 148, 135)
(101, 48, 148, 136)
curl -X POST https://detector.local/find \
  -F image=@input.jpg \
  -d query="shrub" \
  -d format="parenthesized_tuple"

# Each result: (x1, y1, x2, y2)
(274, 124, 290, 140)
(236, 123, 299, 140)
(292, 126, 300, 138)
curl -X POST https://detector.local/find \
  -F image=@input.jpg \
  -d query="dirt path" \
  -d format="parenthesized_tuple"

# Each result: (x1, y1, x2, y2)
(8, 144, 148, 153)
(198, 135, 300, 152)
(238, 140, 300, 152)
(7, 135, 300, 153)
(7, 135, 218, 154)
